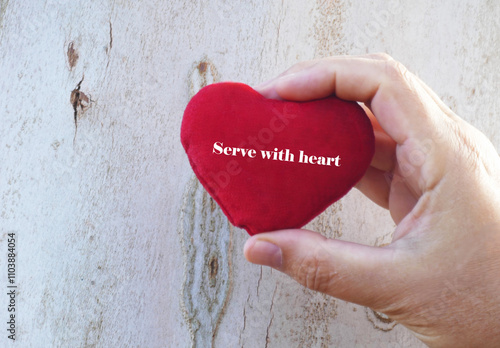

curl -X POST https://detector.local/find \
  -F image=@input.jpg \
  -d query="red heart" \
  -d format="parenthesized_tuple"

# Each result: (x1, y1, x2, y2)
(181, 82, 374, 235)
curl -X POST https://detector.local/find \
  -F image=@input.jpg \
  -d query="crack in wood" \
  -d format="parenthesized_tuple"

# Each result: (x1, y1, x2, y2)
(106, 19, 113, 69)
(71, 75, 84, 142)
(208, 254, 219, 287)
(264, 284, 278, 348)
(238, 293, 251, 347)
(366, 307, 397, 332)
(109, 20, 113, 50)
(67, 41, 79, 70)
(70, 75, 93, 144)
(256, 266, 263, 297)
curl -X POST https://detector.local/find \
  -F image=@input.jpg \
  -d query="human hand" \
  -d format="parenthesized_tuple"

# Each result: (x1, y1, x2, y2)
(245, 54, 500, 347)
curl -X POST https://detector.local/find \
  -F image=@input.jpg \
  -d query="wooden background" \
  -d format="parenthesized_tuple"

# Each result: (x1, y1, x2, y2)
(1, 0, 498, 347)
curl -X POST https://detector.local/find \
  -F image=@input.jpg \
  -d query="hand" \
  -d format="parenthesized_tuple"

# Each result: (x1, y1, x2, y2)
(245, 54, 500, 347)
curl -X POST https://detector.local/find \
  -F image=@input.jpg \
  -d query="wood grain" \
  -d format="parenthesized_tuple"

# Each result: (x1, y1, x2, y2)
(0, 0, 498, 347)
(179, 176, 234, 348)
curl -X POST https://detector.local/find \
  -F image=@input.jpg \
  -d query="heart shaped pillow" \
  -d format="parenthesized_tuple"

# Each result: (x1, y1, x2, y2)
(181, 82, 374, 235)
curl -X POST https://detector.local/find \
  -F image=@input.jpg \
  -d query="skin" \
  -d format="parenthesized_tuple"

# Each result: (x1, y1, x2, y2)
(244, 54, 500, 347)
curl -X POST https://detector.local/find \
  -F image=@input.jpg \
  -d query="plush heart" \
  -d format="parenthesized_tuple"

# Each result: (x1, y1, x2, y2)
(181, 82, 374, 235)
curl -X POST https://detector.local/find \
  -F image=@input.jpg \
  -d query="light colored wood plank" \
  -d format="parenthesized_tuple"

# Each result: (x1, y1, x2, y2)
(0, 0, 498, 347)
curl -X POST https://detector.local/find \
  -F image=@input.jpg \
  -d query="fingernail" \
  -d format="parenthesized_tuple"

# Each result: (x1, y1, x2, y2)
(277, 72, 296, 81)
(247, 240, 283, 268)
(254, 78, 275, 90)
(255, 73, 297, 90)
(384, 171, 394, 185)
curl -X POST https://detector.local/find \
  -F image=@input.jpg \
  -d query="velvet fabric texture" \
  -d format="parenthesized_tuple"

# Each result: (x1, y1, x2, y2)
(181, 82, 374, 235)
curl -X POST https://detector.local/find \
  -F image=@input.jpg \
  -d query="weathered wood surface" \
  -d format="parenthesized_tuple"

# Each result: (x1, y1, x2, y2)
(1, 0, 498, 347)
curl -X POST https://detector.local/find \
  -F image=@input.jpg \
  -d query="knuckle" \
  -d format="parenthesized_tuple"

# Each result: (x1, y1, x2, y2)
(284, 59, 317, 75)
(369, 52, 394, 61)
(294, 248, 338, 294)
(384, 58, 412, 83)
(451, 123, 485, 171)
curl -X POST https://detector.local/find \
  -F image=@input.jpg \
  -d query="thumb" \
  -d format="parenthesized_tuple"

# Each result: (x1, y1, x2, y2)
(244, 229, 397, 309)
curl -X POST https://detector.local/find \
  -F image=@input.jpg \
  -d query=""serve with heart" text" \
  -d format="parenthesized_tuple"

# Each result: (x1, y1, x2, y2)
(212, 141, 341, 167)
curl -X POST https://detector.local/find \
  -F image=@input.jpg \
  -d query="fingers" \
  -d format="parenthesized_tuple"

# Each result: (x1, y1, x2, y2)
(388, 171, 419, 225)
(358, 166, 421, 229)
(255, 54, 449, 146)
(255, 60, 321, 100)
(353, 104, 395, 209)
(362, 104, 397, 172)
(412, 74, 458, 120)
(244, 229, 398, 309)
(355, 166, 391, 209)
(255, 53, 389, 93)
(256, 59, 321, 88)
(372, 130, 397, 172)
(360, 103, 384, 132)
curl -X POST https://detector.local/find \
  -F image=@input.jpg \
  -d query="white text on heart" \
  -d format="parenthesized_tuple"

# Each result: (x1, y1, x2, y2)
(212, 141, 341, 167)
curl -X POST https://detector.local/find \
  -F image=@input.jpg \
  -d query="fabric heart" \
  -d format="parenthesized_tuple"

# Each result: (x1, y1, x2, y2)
(181, 82, 374, 235)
